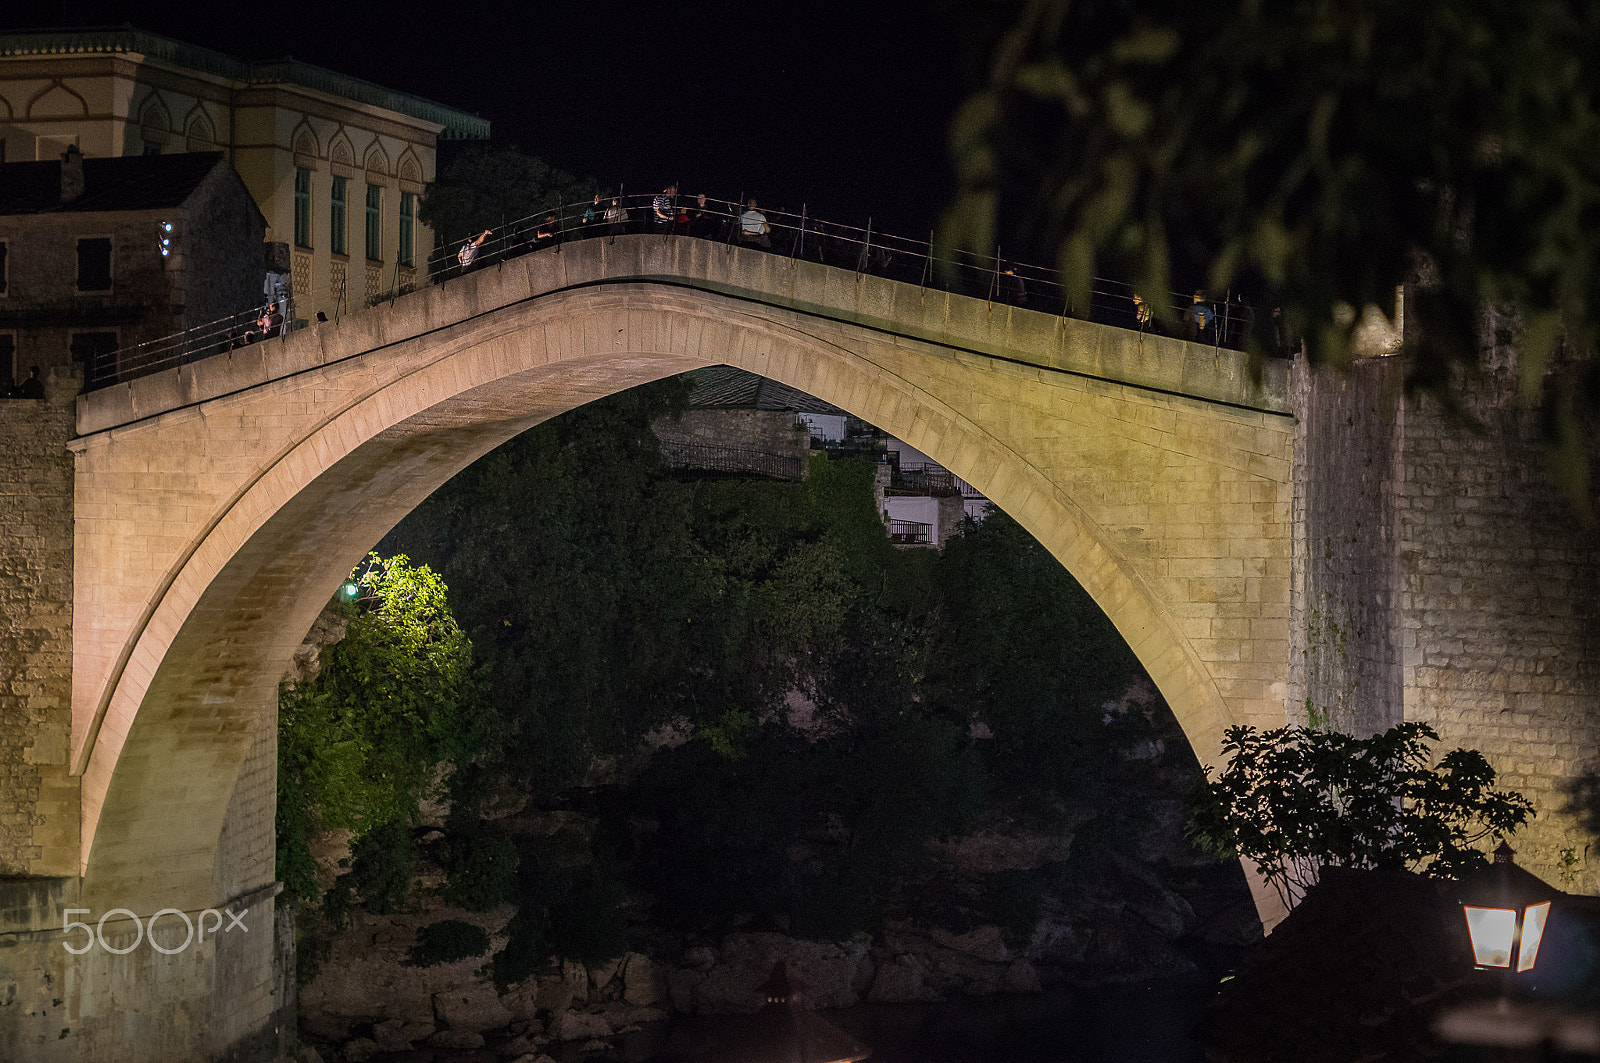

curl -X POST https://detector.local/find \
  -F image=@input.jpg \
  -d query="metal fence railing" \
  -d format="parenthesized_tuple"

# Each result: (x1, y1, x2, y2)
(888, 519, 934, 545)
(86, 189, 1266, 391)
(84, 302, 292, 390)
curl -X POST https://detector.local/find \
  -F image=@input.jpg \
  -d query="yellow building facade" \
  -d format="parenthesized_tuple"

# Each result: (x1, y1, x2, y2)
(0, 28, 488, 324)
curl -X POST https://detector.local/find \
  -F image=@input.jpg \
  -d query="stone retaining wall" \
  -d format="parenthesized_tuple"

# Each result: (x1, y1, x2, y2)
(0, 377, 78, 876)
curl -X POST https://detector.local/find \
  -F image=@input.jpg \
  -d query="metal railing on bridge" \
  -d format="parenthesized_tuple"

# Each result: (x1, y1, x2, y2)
(85, 191, 1266, 391)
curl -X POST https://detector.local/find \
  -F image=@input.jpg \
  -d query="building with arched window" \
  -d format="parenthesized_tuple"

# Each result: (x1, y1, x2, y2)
(0, 27, 487, 324)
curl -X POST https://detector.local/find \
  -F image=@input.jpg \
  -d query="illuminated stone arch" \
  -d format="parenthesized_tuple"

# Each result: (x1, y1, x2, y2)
(71, 242, 1292, 921)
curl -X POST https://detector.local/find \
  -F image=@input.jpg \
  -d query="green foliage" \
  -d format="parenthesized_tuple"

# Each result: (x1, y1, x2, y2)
(924, 512, 1145, 805)
(1188, 722, 1535, 911)
(417, 148, 592, 247)
(324, 819, 415, 923)
(490, 834, 628, 988)
(438, 826, 521, 912)
(276, 554, 475, 905)
(407, 919, 492, 968)
(628, 716, 987, 938)
(947, 0, 1600, 510)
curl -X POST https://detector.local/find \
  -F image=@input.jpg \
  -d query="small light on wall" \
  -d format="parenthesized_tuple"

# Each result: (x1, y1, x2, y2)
(158, 220, 173, 257)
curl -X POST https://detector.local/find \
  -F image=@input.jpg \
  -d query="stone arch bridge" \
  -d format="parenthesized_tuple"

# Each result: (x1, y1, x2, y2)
(2, 234, 1594, 1062)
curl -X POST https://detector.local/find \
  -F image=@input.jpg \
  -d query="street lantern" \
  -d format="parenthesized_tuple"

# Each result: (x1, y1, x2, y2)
(1457, 841, 1562, 974)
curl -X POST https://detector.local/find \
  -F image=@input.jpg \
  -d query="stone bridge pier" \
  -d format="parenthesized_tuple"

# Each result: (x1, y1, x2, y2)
(0, 235, 1592, 1061)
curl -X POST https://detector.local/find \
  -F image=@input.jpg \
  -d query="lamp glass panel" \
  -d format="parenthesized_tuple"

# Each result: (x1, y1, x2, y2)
(1516, 901, 1551, 972)
(1464, 906, 1516, 967)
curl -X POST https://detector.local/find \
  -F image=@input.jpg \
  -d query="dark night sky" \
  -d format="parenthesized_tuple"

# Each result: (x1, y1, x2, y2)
(2, 0, 975, 239)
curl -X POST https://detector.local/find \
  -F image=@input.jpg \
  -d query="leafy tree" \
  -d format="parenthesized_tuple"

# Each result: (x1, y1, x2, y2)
(922, 511, 1145, 807)
(419, 148, 593, 248)
(276, 554, 476, 902)
(323, 819, 416, 922)
(1187, 721, 1534, 912)
(407, 919, 492, 968)
(945, 0, 1600, 503)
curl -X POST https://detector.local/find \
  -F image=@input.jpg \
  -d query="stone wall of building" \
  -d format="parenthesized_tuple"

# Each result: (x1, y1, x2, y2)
(0, 374, 78, 876)
(652, 408, 814, 462)
(1293, 349, 1600, 895)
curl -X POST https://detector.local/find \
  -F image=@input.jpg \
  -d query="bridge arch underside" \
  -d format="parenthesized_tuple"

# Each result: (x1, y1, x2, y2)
(75, 282, 1293, 915)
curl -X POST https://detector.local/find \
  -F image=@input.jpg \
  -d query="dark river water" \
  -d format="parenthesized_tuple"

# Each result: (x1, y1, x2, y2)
(547, 977, 1216, 1063)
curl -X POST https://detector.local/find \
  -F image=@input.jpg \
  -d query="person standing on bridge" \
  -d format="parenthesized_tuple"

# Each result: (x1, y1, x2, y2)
(653, 184, 678, 231)
(738, 198, 771, 248)
(604, 197, 629, 236)
(458, 229, 493, 271)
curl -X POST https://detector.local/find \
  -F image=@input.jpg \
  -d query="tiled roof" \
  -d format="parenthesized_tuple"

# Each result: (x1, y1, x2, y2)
(0, 152, 225, 215)
(686, 366, 847, 416)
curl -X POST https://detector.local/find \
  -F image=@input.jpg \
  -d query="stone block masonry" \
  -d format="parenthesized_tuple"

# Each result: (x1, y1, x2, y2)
(1292, 349, 1600, 895)
(0, 375, 78, 877)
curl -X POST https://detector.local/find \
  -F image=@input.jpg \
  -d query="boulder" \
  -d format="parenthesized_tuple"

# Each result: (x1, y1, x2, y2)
(666, 967, 705, 1013)
(562, 959, 590, 1001)
(552, 1010, 614, 1042)
(498, 1033, 548, 1056)
(621, 953, 665, 1007)
(292, 1047, 325, 1063)
(682, 945, 717, 970)
(509, 1056, 557, 1063)
(299, 1013, 364, 1042)
(867, 955, 942, 1003)
(928, 924, 1009, 963)
(341, 1038, 378, 1063)
(371, 1018, 412, 1052)
(691, 933, 873, 1013)
(589, 956, 624, 998)
(429, 1028, 488, 1048)
(1002, 959, 1042, 994)
(434, 985, 514, 1033)
(535, 977, 575, 1017)
(400, 1020, 437, 1044)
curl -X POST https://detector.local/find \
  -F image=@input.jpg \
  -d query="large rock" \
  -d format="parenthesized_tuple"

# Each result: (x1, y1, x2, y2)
(552, 1010, 615, 1042)
(434, 984, 514, 1032)
(589, 955, 625, 998)
(928, 924, 1009, 963)
(562, 958, 590, 1001)
(1112, 853, 1198, 940)
(622, 952, 665, 1007)
(342, 1039, 378, 1063)
(867, 955, 942, 1003)
(1001, 959, 1042, 994)
(300, 1013, 365, 1042)
(370, 1018, 412, 1053)
(667, 967, 706, 1012)
(690, 933, 874, 1013)
(535, 975, 576, 1017)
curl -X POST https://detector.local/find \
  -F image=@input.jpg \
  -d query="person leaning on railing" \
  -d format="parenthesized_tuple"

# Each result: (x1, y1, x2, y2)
(738, 198, 771, 248)
(458, 229, 493, 271)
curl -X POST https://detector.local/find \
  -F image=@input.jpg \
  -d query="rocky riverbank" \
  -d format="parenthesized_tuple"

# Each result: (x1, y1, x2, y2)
(293, 806, 1258, 1063)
